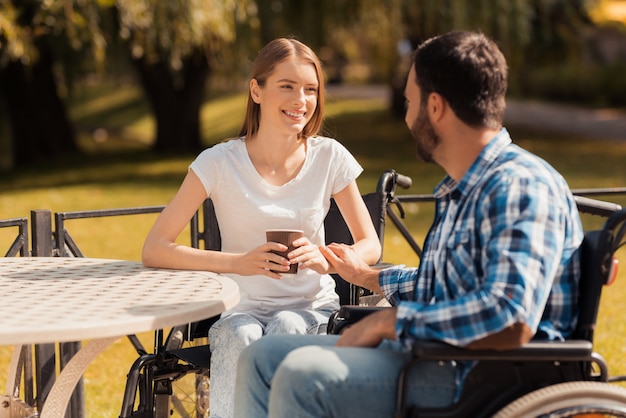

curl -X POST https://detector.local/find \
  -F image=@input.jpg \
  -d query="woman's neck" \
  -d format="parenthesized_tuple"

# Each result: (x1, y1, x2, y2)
(246, 135, 307, 186)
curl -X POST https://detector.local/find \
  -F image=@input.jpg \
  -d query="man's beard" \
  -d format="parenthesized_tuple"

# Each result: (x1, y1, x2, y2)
(410, 106, 440, 163)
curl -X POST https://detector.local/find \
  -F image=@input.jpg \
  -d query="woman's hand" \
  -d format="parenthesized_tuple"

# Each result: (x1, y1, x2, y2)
(287, 237, 330, 275)
(232, 242, 291, 279)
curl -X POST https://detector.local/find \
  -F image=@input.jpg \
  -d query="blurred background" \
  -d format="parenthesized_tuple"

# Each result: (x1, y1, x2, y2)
(1, 0, 626, 170)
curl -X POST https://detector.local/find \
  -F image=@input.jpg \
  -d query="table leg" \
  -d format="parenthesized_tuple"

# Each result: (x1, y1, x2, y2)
(5, 345, 27, 398)
(38, 337, 120, 418)
(3, 346, 37, 418)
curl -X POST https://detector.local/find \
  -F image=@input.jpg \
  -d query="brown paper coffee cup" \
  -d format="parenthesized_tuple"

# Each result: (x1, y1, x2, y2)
(266, 229, 304, 274)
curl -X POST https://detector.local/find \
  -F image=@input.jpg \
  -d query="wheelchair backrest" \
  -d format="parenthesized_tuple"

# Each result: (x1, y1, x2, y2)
(573, 208, 626, 342)
(196, 198, 221, 251)
(324, 192, 387, 305)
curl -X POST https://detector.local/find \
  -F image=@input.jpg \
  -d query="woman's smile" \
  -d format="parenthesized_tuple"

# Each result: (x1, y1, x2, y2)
(283, 110, 306, 119)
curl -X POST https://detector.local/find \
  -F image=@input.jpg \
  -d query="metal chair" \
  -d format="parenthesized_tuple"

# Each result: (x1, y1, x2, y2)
(0, 216, 29, 257)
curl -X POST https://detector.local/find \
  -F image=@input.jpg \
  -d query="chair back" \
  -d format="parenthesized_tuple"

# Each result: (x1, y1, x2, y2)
(0, 216, 29, 257)
(324, 192, 386, 250)
(325, 192, 387, 304)
(573, 208, 626, 342)
(193, 198, 221, 251)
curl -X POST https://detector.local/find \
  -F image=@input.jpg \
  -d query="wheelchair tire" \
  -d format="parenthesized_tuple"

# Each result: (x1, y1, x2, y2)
(152, 328, 210, 418)
(492, 381, 626, 417)
(152, 373, 209, 418)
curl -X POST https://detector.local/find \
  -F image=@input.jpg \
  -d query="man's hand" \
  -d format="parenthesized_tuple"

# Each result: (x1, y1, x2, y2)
(336, 307, 398, 347)
(321, 244, 382, 294)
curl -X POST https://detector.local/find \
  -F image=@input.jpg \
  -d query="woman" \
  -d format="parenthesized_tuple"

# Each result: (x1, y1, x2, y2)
(142, 37, 381, 418)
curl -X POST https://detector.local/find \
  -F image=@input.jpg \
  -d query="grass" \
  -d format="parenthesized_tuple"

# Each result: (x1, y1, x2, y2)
(1, 86, 626, 416)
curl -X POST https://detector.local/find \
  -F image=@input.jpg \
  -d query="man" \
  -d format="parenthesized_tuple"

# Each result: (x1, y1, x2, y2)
(233, 31, 584, 417)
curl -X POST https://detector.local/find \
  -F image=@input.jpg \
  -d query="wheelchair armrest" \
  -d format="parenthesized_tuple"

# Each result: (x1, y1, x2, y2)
(327, 305, 390, 335)
(336, 305, 388, 320)
(329, 307, 594, 363)
(412, 339, 594, 362)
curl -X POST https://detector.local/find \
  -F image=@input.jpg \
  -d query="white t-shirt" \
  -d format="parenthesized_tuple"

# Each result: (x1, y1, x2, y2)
(189, 136, 362, 321)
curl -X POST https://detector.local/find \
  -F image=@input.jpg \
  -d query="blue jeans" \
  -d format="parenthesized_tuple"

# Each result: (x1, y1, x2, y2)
(234, 334, 457, 418)
(208, 309, 335, 418)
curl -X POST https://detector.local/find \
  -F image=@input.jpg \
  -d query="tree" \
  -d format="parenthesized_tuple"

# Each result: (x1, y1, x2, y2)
(0, 0, 103, 165)
(0, 0, 255, 166)
(114, 0, 254, 153)
(386, 0, 598, 117)
(253, 0, 403, 84)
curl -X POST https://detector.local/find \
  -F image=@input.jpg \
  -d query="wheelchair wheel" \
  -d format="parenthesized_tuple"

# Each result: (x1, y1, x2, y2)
(492, 381, 626, 417)
(154, 329, 210, 418)
(165, 372, 209, 418)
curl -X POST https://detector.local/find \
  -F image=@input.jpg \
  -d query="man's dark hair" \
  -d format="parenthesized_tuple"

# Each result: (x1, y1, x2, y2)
(413, 31, 508, 129)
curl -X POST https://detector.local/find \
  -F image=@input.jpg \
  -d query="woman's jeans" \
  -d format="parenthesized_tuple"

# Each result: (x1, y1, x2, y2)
(208, 309, 334, 418)
(233, 334, 457, 418)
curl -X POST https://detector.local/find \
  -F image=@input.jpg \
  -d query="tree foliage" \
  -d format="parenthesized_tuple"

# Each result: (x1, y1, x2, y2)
(0, 0, 106, 165)
(0, 0, 603, 167)
(116, 0, 244, 71)
(399, 0, 596, 93)
(112, 0, 256, 152)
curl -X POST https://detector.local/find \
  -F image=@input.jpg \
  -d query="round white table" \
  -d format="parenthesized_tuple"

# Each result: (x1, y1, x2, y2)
(0, 257, 240, 418)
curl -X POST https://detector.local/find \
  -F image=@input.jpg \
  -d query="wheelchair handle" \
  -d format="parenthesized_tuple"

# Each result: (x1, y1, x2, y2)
(396, 173, 412, 189)
(574, 195, 622, 218)
(377, 169, 413, 196)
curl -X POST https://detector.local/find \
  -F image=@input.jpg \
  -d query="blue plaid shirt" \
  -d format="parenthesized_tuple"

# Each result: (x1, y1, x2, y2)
(380, 129, 583, 347)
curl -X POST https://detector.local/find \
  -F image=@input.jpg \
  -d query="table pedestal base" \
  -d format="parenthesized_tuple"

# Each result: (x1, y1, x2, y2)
(39, 337, 120, 418)
(0, 395, 37, 418)
(3, 345, 35, 418)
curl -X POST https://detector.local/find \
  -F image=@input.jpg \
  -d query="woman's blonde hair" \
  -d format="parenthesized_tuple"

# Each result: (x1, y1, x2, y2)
(239, 38, 325, 139)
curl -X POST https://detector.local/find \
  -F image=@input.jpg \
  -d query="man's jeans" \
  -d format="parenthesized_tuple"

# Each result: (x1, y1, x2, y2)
(234, 334, 457, 418)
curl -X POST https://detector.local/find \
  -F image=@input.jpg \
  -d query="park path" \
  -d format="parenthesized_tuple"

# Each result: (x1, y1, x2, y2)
(505, 99, 626, 141)
(326, 84, 626, 141)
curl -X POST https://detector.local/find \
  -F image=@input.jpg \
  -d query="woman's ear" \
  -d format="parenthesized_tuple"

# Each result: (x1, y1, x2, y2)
(250, 79, 261, 104)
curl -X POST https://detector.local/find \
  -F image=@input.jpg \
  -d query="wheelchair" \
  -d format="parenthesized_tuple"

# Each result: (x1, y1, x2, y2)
(328, 196, 626, 417)
(118, 169, 411, 418)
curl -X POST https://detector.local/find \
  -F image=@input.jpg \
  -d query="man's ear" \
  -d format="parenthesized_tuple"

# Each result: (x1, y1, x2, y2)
(250, 79, 261, 104)
(428, 92, 446, 122)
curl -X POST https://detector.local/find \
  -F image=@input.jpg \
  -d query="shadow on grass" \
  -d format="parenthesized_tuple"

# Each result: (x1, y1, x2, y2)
(0, 150, 195, 192)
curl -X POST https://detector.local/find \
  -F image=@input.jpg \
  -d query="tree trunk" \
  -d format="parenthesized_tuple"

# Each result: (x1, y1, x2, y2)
(132, 48, 210, 153)
(0, 39, 77, 165)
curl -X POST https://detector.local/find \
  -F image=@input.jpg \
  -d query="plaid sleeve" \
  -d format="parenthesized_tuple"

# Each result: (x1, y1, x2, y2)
(378, 265, 420, 306)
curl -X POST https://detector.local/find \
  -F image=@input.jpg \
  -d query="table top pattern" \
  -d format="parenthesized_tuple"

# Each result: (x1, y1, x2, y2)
(0, 257, 240, 345)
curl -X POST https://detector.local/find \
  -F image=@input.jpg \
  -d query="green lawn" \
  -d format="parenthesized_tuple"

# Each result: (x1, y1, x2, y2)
(1, 88, 626, 416)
